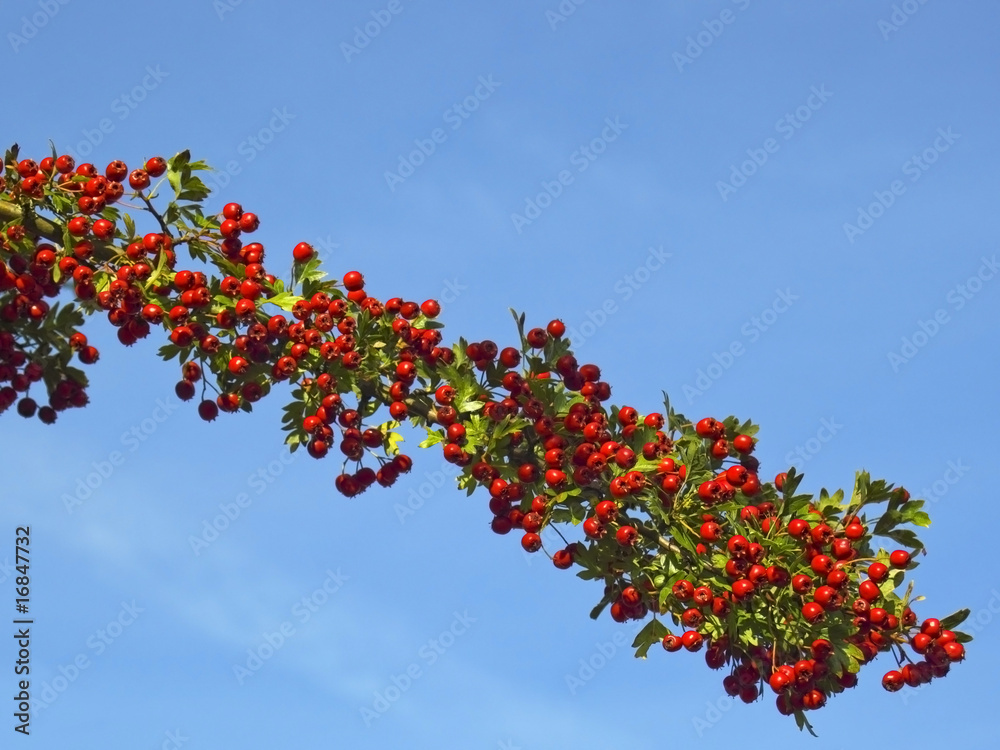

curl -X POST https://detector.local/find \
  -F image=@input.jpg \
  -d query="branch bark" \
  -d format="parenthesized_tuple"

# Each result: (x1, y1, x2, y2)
(0, 198, 63, 245)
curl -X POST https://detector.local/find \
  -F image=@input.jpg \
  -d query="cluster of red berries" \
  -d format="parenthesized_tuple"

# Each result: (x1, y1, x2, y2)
(0, 330, 88, 422)
(0, 145, 970, 729)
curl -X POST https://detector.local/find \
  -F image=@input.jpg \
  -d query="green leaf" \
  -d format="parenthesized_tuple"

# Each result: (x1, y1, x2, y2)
(419, 431, 444, 449)
(265, 292, 305, 312)
(386, 432, 405, 456)
(794, 711, 817, 737)
(885, 528, 923, 550)
(631, 618, 669, 659)
(874, 510, 904, 536)
(178, 176, 211, 202)
(167, 150, 191, 196)
(588, 595, 612, 620)
(157, 344, 183, 362)
(939, 608, 971, 630)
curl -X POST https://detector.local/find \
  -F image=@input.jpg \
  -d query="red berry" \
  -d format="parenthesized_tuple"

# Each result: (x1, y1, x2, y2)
(727, 535, 749, 557)
(129, 169, 150, 190)
(889, 549, 911, 568)
(662, 634, 682, 652)
(710, 439, 730, 459)
(882, 670, 904, 692)
(859, 580, 881, 602)
(699, 522, 721, 542)
(732, 579, 754, 598)
(145, 156, 167, 177)
(921, 618, 942, 638)
(725, 465, 748, 486)
(238, 212, 259, 232)
(521, 532, 542, 553)
(802, 602, 824, 623)
(672, 580, 694, 601)
(595, 500, 618, 523)
(695, 417, 722, 439)
(845, 523, 865, 540)
(943, 642, 965, 662)
(343, 271, 364, 291)
(552, 548, 573, 569)
(615, 525, 638, 546)
(788, 519, 810, 538)
(681, 631, 703, 652)
(526, 328, 548, 348)
(867, 562, 888, 582)
(292, 242, 314, 262)
(197, 400, 219, 422)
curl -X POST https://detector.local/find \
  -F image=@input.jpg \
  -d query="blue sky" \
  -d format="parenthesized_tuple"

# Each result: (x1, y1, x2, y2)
(2, 0, 999, 746)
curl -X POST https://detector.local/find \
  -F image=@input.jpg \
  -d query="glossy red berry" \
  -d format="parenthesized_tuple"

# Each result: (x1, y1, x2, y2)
(521, 533, 542, 553)
(681, 631, 704, 652)
(615, 525, 638, 547)
(882, 670, 904, 692)
(292, 242, 314, 262)
(802, 602, 824, 623)
(343, 271, 364, 291)
(145, 156, 167, 177)
(889, 549, 911, 568)
(128, 169, 150, 190)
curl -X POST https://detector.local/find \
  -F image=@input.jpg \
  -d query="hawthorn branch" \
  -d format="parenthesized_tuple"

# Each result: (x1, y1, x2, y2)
(0, 198, 63, 244)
